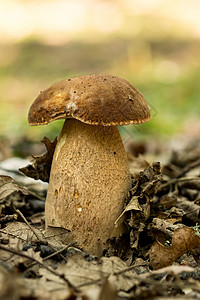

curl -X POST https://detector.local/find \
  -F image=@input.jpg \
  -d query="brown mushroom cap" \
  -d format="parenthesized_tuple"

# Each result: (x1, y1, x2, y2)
(28, 74, 151, 126)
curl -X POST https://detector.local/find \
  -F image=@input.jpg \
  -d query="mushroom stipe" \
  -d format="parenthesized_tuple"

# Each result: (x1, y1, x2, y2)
(28, 74, 151, 255)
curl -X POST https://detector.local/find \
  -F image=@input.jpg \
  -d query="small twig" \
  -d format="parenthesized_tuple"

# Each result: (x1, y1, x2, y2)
(113, 262, 148, 276)
(0, 244, 78, 292)
(77, 278, 102, 288)
(15, 209, 42, 242)
(43, 242, 77, 261)
(26, 242, 77, 269)
(46, 245, 68, 263)
(0, 229, 27, 242)
(160, 176, 200, 190)
(15, 209, 69, 262)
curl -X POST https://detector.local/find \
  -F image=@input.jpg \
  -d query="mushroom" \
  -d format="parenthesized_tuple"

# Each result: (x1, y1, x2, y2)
(28, 74, 151, 255)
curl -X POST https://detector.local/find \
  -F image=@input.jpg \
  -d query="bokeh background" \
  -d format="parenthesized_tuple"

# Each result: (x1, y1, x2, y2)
(0, 0, 200, 155)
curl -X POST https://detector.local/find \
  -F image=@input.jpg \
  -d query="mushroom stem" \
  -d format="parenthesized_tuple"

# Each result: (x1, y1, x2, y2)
(45, 118, 131, 255)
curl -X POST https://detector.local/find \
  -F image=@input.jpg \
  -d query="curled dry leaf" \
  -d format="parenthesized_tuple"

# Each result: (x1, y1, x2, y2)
(19, 137, 57, 182)
(0, 175, 29, 202)
(115, 196, 142, 225)
(156, 206, 185, 224)
(116, 162, 162, 251)
(0, 175, 43, 216)
(151, 217, 184, 243)
(150, 226, 200, 269)
(117, 161, 162, 249)
(130, 222, 145, 249)
(118, 162, 162, 226)
(0, 175, 30, 215)
(138, 161, 162, 199)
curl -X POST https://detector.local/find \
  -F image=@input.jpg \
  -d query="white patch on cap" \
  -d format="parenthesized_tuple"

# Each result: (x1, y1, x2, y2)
(67, 102, 77, 113)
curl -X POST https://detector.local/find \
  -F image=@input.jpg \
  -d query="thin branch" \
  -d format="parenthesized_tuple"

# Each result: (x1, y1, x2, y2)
(43, 242, 77, 261)
(0, 229, 27, 242)
(15, 209, 42, 242)
(26, 242, 77, 269)
(15, 209, 69, 262)
(77, 278, 102, 288)
(0, 244, 78, 292)
(160, 176, 200, 190)
(113, 262, 148, 276)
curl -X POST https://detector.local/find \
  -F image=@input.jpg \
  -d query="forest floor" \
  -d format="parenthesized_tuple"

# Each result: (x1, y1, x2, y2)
(0, 134, 200, 300)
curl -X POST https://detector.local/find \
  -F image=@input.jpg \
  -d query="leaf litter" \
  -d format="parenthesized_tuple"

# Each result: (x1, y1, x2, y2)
(0, 137, 200, 299)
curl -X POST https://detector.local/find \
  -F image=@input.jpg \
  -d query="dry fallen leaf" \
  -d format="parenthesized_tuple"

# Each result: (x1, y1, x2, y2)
(19, 137, 57, 182)
(139, 161, 162, 198)
(40, 253, 138, 299)
(0, 175, 29, 201)
(115, 196, 142, 225)
(1, 221, 45, 247)
(151, 217, 184, 243)
(176, 196, 200, 225)
(0, 175, 31, 215)
(0, 221, 46, 269)
(150, 226, 200, 269)
(121, 162, 162, 223)
(22, 277, 72, 300)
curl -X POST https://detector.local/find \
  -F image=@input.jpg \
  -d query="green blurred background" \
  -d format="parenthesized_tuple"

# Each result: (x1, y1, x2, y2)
(0, 0, 200, 147)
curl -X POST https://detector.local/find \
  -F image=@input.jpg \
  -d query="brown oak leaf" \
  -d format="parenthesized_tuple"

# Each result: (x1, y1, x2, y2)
(150, 226, 200, 269)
